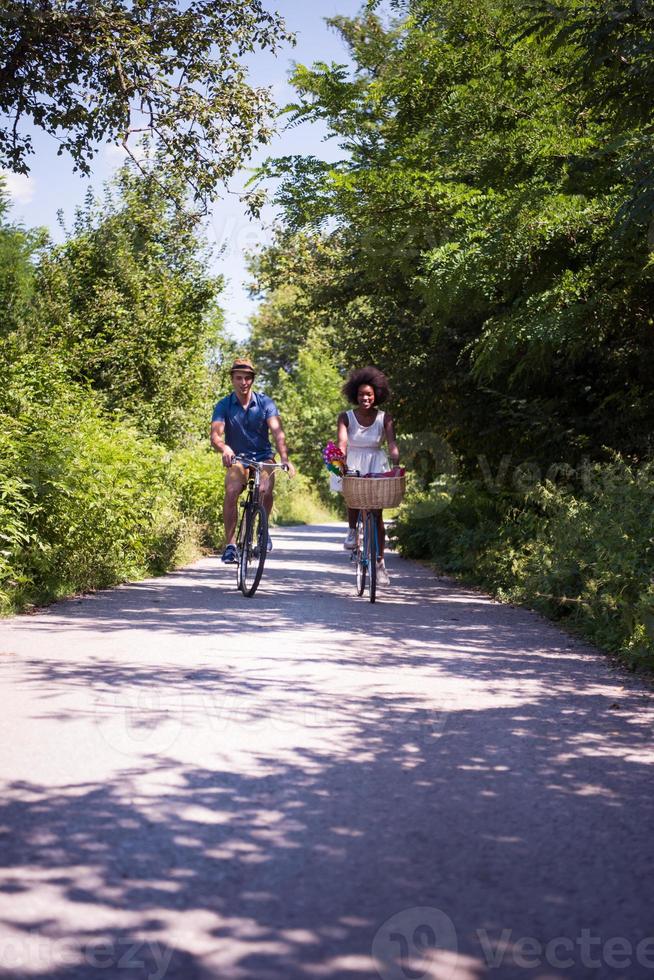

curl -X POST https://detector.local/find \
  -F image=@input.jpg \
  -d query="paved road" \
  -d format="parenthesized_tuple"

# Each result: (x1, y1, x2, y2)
(0, 524, 653, 980)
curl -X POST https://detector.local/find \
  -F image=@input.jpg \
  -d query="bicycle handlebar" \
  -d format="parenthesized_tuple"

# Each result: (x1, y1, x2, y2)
(233, 454, 290, 472)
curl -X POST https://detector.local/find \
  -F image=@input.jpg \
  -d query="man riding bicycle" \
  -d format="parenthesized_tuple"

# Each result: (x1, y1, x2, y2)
(210, 358, 295, 564)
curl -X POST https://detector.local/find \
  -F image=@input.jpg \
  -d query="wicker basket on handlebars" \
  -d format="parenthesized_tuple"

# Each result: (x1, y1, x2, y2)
(341, 474, 406, 510)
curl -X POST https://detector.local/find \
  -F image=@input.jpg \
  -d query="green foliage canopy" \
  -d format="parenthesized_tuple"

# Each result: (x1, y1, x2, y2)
(273, 331, 344, 488)
(0, 0, 292, 209)
(252, 0, 654, 468)
(35, 159, 225, 445)
(0, 166, 231, 611)
(0, 188, 45, 337)
(248, 232, 343, 384)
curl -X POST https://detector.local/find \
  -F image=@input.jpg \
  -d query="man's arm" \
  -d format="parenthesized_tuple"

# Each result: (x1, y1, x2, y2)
(267, 415, 296, 476)
(211, 420, 235, 467)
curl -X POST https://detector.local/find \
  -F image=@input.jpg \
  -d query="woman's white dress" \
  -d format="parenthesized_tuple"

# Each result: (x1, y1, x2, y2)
(330, 409, 389, 492)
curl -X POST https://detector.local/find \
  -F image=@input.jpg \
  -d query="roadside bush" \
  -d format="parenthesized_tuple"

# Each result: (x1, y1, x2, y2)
(0, 376, 227, 611)
(393, 462, 654, 666)
(170, 445, 225, 549)
(392, 477, 509, 573)
(0, 423, 34, 609)
(0, 168, 232, 614)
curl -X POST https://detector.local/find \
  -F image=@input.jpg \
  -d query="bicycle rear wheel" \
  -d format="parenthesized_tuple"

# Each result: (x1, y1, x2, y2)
(355, 512, 366, 596)
(239, 503, 268, 597)
(366, 512, 377, 603)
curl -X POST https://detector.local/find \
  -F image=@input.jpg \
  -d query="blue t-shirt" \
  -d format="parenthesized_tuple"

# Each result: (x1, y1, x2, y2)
(211, 391, 279, 462)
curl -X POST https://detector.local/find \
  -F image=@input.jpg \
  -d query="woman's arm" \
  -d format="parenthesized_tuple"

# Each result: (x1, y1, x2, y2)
(337, 411, 349, 457)
(384, 413, 400, 466)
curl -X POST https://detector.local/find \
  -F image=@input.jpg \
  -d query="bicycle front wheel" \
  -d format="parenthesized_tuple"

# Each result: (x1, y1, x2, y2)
(239, 503, 268, 597)
(366, 512, 377, 603)
(355, 513, 366, 596)
(235, 507, 247, 591)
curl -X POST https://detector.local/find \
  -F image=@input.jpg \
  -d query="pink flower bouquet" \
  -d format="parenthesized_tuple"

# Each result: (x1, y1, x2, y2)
(322, 441, 346, 476)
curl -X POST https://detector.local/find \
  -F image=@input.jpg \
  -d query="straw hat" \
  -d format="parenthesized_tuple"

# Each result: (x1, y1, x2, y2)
(230, 358, 256, 376)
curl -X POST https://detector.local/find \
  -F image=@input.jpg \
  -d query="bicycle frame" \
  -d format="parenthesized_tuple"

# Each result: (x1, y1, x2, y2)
(235, 463, 262, 530)
(233, 455, 287, 597)
(234, 457, 286, 531)
(353, 507, 380, 602)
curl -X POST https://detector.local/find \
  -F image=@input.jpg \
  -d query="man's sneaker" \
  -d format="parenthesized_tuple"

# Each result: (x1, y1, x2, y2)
(376, 560, 391, 586)
(254, 535, 272, 559)
(221, 544, 238, 564)
(343, 528, 356, 550)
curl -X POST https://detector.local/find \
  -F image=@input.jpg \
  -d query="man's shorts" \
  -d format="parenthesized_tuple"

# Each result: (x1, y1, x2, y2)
(225, 459, 277, 490)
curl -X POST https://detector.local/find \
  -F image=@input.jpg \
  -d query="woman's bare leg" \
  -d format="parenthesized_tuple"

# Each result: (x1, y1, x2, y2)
(376, 510, 385, 559)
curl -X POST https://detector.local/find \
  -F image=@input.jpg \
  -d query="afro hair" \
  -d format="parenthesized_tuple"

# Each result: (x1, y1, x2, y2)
(342, 366, 391, 405)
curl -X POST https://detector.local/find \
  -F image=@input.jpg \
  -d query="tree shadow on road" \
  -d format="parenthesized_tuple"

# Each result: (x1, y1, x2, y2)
(2, 526, 653, 978)
(1, 679, 653, 979)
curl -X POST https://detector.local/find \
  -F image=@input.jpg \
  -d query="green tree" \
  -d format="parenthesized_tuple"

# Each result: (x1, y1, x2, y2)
(247, 230, 343, 385)
(0, 183, 45, 337)
(253, 0, 654, 468)
(0, 0, 292, 209)
(0, 172, 231, 610)
(35, 158, 226, 444)
(273, 331, 344, 490)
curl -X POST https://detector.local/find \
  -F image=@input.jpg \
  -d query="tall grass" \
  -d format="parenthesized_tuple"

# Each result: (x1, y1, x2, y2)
(271, 470, 339, 526)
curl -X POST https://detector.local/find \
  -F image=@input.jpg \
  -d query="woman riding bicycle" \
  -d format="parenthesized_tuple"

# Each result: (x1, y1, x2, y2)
(334, 367, 400, 586)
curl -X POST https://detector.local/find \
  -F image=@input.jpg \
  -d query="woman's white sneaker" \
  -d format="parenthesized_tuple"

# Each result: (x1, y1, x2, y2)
(376, 560, 390, 586)
(343, 528, 357, 550)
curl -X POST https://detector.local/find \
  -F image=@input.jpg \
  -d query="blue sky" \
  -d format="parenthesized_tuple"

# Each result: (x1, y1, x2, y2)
(2, 0, 364, 341)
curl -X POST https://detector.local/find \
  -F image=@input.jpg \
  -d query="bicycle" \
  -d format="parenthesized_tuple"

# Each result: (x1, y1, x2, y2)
(341, 470, 406, 604)
(233, 454, 289, 598)
(353, 507, 380, 603)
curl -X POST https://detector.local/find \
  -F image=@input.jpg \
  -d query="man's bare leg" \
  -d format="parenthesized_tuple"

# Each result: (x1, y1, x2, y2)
(223, 466, 246, 545)
(259, 468, 276, 553)
(260, 470, 275, 518)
